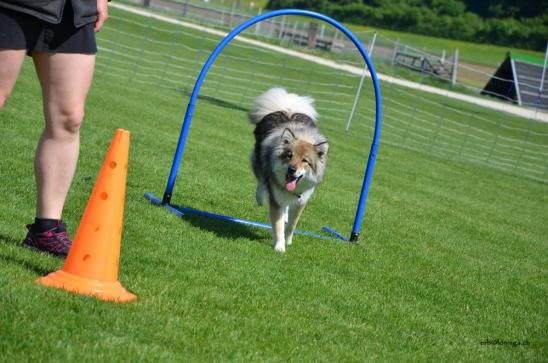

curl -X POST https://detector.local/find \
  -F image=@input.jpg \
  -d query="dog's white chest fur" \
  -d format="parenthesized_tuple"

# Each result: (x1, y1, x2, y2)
(271, 185, 314, 208)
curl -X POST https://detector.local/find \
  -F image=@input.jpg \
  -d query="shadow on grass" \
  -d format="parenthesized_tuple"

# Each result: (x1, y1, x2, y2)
(0, 234, 20, 246)
(0, 234, 52, 275)
(181, 212, 270, 244)
(196, 94, 249, 113)
(175, 87, 249, 113)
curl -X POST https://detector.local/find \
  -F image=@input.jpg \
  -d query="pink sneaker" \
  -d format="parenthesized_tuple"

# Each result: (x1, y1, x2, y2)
(21, 222, 72, 257)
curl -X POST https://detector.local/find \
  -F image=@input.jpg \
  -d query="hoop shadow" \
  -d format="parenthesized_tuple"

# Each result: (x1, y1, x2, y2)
(175, 206, 269, 243)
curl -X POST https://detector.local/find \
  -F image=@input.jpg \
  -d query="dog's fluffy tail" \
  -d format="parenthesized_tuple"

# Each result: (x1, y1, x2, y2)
(248, 87, 318, 124)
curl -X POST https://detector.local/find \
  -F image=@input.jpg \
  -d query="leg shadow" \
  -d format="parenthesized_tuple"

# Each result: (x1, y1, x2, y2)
(0, 234, 52, 275)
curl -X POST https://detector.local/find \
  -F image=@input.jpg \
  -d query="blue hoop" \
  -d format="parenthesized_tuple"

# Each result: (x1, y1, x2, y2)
(146, 9, 382, 242)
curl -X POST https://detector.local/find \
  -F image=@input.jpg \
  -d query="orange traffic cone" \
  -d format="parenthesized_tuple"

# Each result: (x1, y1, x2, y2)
(37, 129, 136, 302)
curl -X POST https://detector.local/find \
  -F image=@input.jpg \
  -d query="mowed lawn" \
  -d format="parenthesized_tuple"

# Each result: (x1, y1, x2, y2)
(0, 7, 546, 362)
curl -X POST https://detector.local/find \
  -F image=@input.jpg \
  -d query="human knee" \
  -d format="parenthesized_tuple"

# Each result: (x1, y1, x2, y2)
(50, 107, 85, 135)
(64, 109, 84, 134)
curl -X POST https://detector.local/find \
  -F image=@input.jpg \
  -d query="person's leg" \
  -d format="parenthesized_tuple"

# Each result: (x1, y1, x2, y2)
(32, 52, 96, 220)
(0, 49, 26, 109)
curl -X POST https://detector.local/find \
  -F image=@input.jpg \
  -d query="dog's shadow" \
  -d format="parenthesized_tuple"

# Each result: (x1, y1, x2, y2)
(179, 208, 270, 244)
(0, 234, 52, 275)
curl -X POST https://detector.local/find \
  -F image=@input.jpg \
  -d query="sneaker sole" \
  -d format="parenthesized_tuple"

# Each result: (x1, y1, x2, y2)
(21, 241, 67, 258)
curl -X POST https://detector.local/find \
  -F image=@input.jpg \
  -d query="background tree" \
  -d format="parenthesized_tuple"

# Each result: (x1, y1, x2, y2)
(266, 0, 548, 51)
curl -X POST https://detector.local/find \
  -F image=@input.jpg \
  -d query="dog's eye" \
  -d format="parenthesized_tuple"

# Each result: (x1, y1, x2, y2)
(302, 159, 309, 164)
(285, 151, 293, 160)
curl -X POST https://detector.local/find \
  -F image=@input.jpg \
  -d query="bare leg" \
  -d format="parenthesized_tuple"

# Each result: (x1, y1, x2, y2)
(285, 204, 306, 246)
(269, 202, 287, 253)
(0, 49, 26, 109)
(32, 52, 96, 219)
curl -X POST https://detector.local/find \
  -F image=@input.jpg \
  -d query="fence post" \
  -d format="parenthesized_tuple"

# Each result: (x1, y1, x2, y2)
(255, 8, 262, 34)
(517, 41, 548, 171)
(368, 31, 377, 59)
(290, 21, 298, 44)
(229, 1, 236, 28)
(536, 42, 548, 107)
(158, 26, 180, 85)
(180, 0, 190, 17)
(279, 15, 286, 39)
(451, 48, 459, 86)
(419, 57, 426, 83)
(128, 15, 152, 82)
(346, 65, 367, 132)
(331, 28, 339, 52)
(220, 9, 225, 27)
(307, 22, 318, 49)
(391, 38, 399, 66)
(268, 18, 275, 38)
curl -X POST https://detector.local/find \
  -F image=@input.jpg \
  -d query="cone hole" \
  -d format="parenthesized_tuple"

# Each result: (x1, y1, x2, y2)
(101, 192, 108, 200)
(83, 254, 91, 262)
(93, 224, 100, 232)
(109, 161, 117, 169)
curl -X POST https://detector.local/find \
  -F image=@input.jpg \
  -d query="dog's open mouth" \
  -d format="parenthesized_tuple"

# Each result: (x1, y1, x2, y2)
(285, 174, 303, 192)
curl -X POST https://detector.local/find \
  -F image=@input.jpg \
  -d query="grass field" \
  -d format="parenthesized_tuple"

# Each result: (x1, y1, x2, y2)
(0, 6, 546, 362)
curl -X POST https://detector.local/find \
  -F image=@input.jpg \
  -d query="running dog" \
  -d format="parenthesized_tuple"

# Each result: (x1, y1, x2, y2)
(249, 88, 329, 252)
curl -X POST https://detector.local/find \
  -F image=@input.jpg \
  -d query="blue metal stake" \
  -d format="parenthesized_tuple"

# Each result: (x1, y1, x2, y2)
(157, 9, 382, 241)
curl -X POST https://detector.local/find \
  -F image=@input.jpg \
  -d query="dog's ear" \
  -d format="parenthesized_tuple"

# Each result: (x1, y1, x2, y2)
(281, 128, 296, 144)
(314, 140, 329, 159)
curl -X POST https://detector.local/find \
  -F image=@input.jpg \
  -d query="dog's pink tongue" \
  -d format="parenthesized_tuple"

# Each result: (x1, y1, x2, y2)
(286, 180, 297, 192)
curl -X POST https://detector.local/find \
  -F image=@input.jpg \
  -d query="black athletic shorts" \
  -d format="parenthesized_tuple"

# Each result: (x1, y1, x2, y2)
(0, 4, 97, 55)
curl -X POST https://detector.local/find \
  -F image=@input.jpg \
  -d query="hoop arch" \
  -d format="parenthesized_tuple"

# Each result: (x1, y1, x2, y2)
(158, 9, 382, 242)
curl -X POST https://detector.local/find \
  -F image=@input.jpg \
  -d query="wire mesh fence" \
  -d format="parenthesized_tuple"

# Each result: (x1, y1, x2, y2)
(130, 0, 548, 111)
(95, 3, 548, 183)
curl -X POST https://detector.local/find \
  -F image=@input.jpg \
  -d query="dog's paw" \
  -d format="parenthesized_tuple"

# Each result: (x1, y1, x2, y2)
(274, 243, 286, 253)
(285, 235, 293, 245)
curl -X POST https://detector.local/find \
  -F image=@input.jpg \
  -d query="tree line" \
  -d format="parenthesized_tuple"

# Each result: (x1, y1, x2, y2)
(266, 0, 548, 51)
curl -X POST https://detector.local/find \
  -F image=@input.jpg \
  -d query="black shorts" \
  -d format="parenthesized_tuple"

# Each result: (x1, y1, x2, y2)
(0, 4, 97, 55)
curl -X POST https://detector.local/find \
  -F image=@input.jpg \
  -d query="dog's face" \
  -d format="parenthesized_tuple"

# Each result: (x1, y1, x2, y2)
(273, 128, 329, 192)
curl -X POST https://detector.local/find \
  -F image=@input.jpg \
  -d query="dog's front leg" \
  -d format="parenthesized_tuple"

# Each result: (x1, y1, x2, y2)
(269, 203, 287, 252)
(285, 204, 305, 246)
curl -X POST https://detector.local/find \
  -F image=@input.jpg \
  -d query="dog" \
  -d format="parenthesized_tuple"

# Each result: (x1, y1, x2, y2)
(249, 88, 329, 252)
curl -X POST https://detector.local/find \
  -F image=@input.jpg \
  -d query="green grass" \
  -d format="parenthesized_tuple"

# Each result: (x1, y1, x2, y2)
(97, 7, 548, 184)
(0, 7, 546, 361)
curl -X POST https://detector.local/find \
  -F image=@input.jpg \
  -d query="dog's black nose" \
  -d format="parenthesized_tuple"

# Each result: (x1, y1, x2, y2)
(288, 165, 297, 175)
